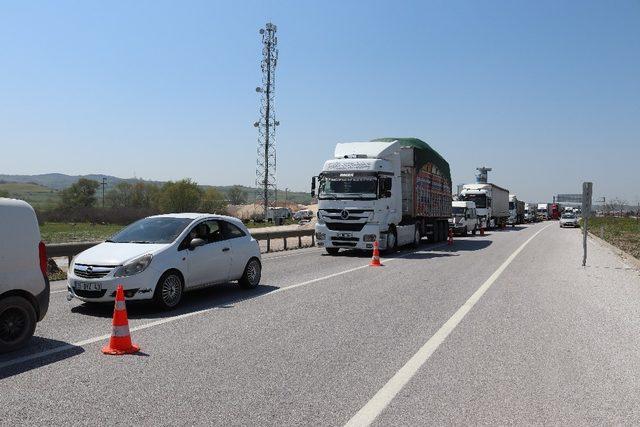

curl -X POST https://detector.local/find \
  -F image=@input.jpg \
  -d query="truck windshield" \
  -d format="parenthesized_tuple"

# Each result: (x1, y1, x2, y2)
(452, 207, 465, 216)
(318, 177, 378, 199)
(462, 194, 486, 208)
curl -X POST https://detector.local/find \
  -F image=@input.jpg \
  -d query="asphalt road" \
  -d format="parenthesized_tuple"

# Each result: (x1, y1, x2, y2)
(2, 221, 640, 425)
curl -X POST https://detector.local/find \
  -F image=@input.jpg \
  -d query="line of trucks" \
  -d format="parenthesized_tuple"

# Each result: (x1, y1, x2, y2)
(311, 137, 558, 254)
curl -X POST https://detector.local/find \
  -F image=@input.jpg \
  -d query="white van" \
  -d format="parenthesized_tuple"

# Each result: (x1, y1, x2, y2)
(0, 198, 50, 353)
(449, 200, 479, 236)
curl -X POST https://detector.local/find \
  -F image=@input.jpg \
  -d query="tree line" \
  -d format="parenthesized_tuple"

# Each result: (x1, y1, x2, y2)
(41, 178, 249, 224)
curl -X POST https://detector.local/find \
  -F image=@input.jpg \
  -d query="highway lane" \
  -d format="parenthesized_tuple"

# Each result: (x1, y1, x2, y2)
(2, 222, 638, 425)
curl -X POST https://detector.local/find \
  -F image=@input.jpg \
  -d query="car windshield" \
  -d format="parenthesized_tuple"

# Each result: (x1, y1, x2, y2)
(452, 207, 465, 215)
(107, 217, 193, 244)
(562, 214, 576, 219)
(319, 176, 378, 199)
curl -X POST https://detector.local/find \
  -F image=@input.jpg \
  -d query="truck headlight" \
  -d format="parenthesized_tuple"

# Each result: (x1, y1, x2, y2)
(315, 232, 326, 240)
(114, 254, 153, 277)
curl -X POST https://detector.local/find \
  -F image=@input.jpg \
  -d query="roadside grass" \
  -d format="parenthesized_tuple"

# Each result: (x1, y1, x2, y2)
(40, 222, 123, 244)
(583, 217, 640, 259)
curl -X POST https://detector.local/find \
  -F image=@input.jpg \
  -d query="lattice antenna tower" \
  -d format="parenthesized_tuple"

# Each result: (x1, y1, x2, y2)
(253, 22, 280, 219)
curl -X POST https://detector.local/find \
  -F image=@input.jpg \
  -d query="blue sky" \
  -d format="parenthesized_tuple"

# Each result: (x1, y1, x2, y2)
(1, 0, 638, 202)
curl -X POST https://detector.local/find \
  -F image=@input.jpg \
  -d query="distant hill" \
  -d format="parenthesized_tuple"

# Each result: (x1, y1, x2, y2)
(0, 173, 312, 207)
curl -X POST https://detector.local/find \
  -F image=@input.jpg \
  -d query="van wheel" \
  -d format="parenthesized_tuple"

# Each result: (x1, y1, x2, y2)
(325, 248, 340, 255)
(153, 272, 184, 310)
(0, 296, 37, 354)
(239, 258, 262, 289)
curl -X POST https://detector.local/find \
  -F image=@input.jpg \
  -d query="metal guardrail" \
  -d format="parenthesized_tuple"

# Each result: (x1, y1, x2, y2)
(46, 228, 316, 261)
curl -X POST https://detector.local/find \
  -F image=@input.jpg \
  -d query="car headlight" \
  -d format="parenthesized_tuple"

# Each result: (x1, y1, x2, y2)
(114, 254, 153, 278)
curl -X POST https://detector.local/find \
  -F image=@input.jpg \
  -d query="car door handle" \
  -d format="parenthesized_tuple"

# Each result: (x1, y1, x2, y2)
(222, 247, 230, 252)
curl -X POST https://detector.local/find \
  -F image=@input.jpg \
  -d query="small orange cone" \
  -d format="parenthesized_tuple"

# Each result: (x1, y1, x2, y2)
(369, 240, 383, 267)
(448, 228, 453, 245)
(102, 285, 140, 355)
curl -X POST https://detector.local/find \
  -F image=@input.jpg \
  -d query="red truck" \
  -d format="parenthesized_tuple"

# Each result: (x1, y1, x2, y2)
(550, 203, 561, 220)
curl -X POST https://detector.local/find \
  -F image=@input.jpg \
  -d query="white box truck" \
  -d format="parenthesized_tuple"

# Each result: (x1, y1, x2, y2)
(459, 167, 509, 229)
(312, 138, 452, 254)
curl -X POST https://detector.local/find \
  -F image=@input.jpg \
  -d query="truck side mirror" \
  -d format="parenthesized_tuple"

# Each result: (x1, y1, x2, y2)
(311, 176, 316, 198)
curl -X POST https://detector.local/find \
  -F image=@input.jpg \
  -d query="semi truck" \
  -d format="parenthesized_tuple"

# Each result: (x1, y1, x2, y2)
(524, 203, 537, 222)
(312, 137, 452, 254)
(507, 194, 525, 226)
(459, 167, 509, 229)
(549, 203, 561, 220)
(537, 203, 549, 220)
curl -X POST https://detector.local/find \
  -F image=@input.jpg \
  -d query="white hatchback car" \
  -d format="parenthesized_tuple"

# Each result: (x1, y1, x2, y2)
(67, 213, 262, 309)
(559, 213, 579, 228)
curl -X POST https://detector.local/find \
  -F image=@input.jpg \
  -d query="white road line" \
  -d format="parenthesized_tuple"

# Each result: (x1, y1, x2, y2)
(0, 239, 455, 370)
(344, 223, 553, 427)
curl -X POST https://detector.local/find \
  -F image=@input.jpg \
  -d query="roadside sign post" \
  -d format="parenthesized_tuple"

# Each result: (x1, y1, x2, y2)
(582, 182, 593, 267)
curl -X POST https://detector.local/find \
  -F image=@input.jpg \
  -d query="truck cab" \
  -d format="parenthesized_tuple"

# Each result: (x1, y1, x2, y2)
(449, 201, 478, 236)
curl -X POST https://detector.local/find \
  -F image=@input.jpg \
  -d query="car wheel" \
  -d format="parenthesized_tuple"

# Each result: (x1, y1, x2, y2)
(153, 272, 184, 310)
(239, 258, 262, 289)
(325, 248, 340, 255)
(0, 296, 37, 354)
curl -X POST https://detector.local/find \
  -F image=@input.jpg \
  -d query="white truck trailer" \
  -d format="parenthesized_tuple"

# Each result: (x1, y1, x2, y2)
(459, 167, 509, 229)
(312, 138, 452, 254)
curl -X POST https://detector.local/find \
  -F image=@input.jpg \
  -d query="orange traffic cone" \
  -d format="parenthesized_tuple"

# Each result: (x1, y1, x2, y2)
(448, 228, 453, 245)
(369, 240, 383, 267)
(480, 227, 485, 236)
(102, 285, 140, 355)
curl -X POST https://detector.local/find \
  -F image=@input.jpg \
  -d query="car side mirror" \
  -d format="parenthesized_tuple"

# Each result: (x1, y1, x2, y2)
(190, 238, 206, 250)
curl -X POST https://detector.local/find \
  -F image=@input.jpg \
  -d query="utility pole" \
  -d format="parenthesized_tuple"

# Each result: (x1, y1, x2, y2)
(254, 22, 279, 221)
(582, 182, 593, 267)
(101, 177, 107, 208)
(285, 187, 289, 207)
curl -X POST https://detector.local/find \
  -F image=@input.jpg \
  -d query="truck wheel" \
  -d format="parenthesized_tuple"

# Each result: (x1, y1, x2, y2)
(463, 226, 469, 236)
(325, 248, 340, 255)
(413, 226, 421, 247)
(385, 229, 398, 253)
(0, 296, 37, 354)
(472, 226, 477, 236)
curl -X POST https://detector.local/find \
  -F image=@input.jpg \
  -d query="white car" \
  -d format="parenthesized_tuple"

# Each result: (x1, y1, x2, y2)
(559, 213, 579, 228)
(67, 213, 262, 309)
(0, 198, 50, 353)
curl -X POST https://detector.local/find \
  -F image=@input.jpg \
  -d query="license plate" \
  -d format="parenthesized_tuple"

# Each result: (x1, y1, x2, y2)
(337, 233, 353, 238)
(74, 281, 102, 292)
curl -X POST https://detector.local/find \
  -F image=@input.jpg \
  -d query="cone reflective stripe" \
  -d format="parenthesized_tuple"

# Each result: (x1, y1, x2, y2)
(370, 240, 382, 267)
(102, 285, 140, 355)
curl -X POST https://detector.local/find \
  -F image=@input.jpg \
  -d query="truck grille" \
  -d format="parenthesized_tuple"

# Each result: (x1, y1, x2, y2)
(74, 264, 115, 279)
(326, 222, 366, 232)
